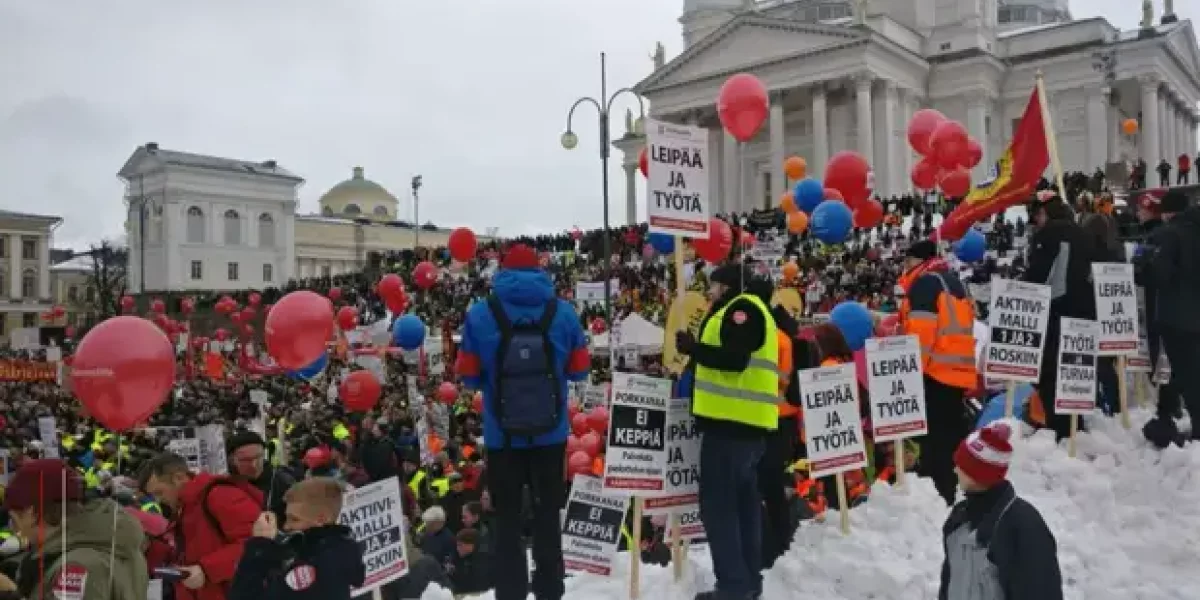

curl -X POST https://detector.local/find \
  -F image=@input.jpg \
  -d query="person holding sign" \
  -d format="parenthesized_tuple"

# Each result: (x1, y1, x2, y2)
(897, 240, 977, 507)
(676, 264, 778, 600)
(939, 422, 1063, 600)
(1148, 190, 1200, 441)
(454, 243, 590, 600)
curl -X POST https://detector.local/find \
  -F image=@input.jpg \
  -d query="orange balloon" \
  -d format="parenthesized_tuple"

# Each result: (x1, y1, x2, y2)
(1122, 118, 1138, 136)
(787, 211, 809, 234)
(780, 192, 798, 213)
(783, 156, 807, 181)
(782, 262, 800, 281)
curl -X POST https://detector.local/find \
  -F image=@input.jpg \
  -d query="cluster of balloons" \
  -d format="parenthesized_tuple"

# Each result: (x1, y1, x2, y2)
(780, 151, 878, 244)
(567, 403, 610, 478)
(908, 109, 983, 198)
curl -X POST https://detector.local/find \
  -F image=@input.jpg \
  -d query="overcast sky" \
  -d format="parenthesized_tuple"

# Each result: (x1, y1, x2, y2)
(1, 0, 1195, 250)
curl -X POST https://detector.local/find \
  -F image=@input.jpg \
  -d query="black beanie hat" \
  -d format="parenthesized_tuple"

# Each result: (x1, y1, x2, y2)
(226, 430, 266, 455)
(709, 263, 755, 291)
(905, 240, 938, 261)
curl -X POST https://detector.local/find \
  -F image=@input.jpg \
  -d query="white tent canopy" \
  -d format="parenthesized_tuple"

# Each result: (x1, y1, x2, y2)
(591, 312, 664, 354)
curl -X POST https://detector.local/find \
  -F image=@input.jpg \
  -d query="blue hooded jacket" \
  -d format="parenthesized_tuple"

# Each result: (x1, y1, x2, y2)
(457, 267, 590, 450)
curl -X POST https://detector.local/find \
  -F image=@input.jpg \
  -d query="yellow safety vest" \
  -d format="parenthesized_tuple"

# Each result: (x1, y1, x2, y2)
(141, 501, 162, 515)
(0, 529, 11, 540)
(430, 477, 449, 498)
(407, 471, 427, 496)
(333, 423, 350, 441)
(81, 467, 100, 489)
(692, 293, 780, 431)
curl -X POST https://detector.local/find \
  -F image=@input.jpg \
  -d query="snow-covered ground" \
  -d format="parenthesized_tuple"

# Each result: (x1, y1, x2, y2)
(422, 409, 1200, 600)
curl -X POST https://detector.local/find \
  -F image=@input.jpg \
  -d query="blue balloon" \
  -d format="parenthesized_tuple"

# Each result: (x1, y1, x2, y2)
(392, 314, 427, 350)
(793, 178, 824, 213)
(648, 232, 675, 255)
(953, 228, 987, 263)
(288, 351, 328, 380)
(810, 201, 853, 244)
(830, 301, 873, 352)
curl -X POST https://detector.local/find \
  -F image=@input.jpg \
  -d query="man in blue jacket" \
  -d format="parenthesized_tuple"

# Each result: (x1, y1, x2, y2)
(455, 243, 590, 600)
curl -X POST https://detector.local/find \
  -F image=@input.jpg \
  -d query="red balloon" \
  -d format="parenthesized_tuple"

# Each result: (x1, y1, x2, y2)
(568, 399, 582, 419)
(448, 228, 478, 263)
(907, 109, 947, 156)
(265, 291, 335, 370)
(823, 151, 871, 202)
(71, 316, 175, 431)
(571, 412, 591, 436)
(150, 299, 165, 314)
(65, 325, 76, 338)
(570, 228, 582, 241)
(590, 318, 607, 335)
(692, 218, 734, 263)
(53, 305, 66, 317)
(939, 166, 972, 198)
(120, 296, 135, 312)
(340, 370, 381, 412)
(180, 298, 195, 314)
(638, 147, 649, 177)
(824, 188, 844, 202)
(242, 324, 254, 337)
(567, 450, 592, 478)
(964, 137, 983, 168)
(876, 314, 901, 336)
(844, 188, 871, 210)
(740, 230, 755, 247)
(214, 328, 229, 342)
(327, 287, 342, 302)
(437, 381, 458, 404)
(336, 306, 358, 330)
(587, 406, 609, 434)
(911, 156, 940, 189)
(471, 392, 483, 414)
(853, 200, 885, 229)
(566, 435, 584, 455)
(929, 120, 970, 170)
(218, 296, 236, 313)
(248, 293, 262, 307)
(413, 261, 438, 290)
(230, 311, 243, 324)
(717, 73, 769, 142)
(377, 273, 404, 301)
(580, 431, 603, 457)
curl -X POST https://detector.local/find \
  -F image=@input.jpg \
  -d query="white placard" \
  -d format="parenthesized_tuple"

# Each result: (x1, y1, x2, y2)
(424, 341, 445, 376)
(645, 118, 710, 237)
(575, 280, 621, 305)
(582, 383, 608, 412)
(603, 372, 671, 493)
(864, 335, 928, 442)
(621, 345, 639, 368)
(167, 438, 202, 471)
(984, 278, 1052, 383)
(1055, 317, 1099, 415)
(672, 507, 707, 543)
(799, 363, 868, 478)
(1127, 334, 1153, 373)
(562, 475, 630, 576)
(338, 477, 409, 595)
(1091, 263, 1138, 355)
(38, 416, 60, 459)
(644, 397, 700, 514)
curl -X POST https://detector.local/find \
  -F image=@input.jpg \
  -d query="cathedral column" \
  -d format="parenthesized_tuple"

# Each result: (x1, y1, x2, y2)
(1085, 86, 1109, 172)
(769, 91, 787, 201)
(854, 73, 875, 168)
(1104, 87, 1120, 163)
(723, 130, 740, 213)
(880, 81, 899, 198)
(1159, 88, 1172, 165)
(965, 91, 989, 182)
(1138, 75, 1160, 167)
(622, 163, 638, 226)
(707, 122, 723, 215)
(811, 84, 830, 177)
(900, 89, 917, 194)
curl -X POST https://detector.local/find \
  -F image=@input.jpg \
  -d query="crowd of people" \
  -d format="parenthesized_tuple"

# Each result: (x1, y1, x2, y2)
(0, 163, 1195, 600)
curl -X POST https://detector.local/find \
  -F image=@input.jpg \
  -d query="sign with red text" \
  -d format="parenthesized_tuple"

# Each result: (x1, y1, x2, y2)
(1091, 263, 1138, 355)
(865, 335, 928, 442)
(645, 118, 710, 236)
(799, 363, 867, 478)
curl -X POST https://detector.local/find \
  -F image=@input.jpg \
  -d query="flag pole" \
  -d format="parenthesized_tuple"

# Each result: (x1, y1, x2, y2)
(1034, 70, 1069, 204)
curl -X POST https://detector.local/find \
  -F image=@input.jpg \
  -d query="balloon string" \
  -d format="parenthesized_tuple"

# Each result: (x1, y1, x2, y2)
(108, 433, 124, 593)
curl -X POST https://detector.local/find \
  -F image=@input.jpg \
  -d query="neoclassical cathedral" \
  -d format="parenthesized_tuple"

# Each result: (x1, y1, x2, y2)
(611, 0, 1199, 220)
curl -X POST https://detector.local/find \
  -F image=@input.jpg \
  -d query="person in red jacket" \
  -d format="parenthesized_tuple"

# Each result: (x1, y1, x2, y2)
(141, 452, 264, 600)
(1178, 153, 1192, 185)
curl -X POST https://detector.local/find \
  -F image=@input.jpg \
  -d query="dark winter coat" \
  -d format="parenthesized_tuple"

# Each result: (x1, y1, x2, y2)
(418, 527, 456, 568)
(1022, 219, 1097, 322)
(1151, 207, 1200, 333)
(449, 550, 492, 596)
(229, 525, 365, 600)
(938, 481, 1063, 600)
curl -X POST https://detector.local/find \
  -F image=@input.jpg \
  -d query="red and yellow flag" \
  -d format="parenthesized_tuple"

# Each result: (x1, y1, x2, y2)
(938, 87, 1050, 241)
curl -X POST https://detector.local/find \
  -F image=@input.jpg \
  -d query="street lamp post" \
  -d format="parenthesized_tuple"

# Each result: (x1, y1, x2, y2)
(561, 51, 645, 327)
(411, 175, 423, 251)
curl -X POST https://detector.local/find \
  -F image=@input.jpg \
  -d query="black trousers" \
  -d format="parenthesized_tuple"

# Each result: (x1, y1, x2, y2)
(917, 376, 969, 507)
(1037, 318, 1075, 441)
(1162, 332, 1200, 439)
(486, 444, 566, 600)
(757, 416, 798, 564)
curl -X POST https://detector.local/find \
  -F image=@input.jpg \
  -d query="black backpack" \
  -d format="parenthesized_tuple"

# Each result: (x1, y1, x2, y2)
(486, 296, 563, 445)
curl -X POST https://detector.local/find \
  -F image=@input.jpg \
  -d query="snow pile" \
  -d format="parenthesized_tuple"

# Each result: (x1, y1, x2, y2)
(422, 409, 1200, 599)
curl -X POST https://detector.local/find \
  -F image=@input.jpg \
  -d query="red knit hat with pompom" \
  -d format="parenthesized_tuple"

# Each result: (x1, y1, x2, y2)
(953, 422, 1013, 488)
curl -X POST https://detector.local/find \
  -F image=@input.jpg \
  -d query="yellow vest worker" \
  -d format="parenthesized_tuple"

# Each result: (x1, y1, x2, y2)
(775, 331, 798, 418)
(692, 292, 780, 431)
(407, 470, 427, 497)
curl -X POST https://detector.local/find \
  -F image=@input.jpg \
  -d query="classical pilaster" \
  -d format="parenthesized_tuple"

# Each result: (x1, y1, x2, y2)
(854, 73, 875, 165)
(7, 235, 19, 298)
(1138, 75, 1160, 166)
(707, 121, 723, 215)
(1086, 86, 1109, 172)
(965, 91, 990, 182)
(880, 81, 899, 198)
(722, 130, 740, 213)
(769, 91, 787, 200)
(622, 163, 638, 226)
(900, 89, 917, 193)
(1159, 88, 1172, 165)
(811, 84, 830, 177)
(1104, 87, 1120, 163)
(37, 235, 49, 300)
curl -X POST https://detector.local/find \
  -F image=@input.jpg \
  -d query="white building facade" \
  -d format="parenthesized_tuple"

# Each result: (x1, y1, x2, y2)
(0, 210, 60, 340)
(623, 0, 1200, 217)
(119, 143, 300, 292)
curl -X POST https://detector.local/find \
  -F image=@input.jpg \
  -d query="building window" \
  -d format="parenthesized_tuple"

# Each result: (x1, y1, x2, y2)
(258, 213, 276, 248)
(0, 237, 6, 258)
(85, 287, 95, 301)
(224, 210, 242, 245)
(762, 171, 773, 211)
(344, 204, 362, 216)
(21, 238, 36, 260)
(187, 206, 206, 243)
(68, 285, 79, 301)
(190, 260, 203, 280)
(321, 265, 332, 278)
(228, 262, 239, 281)
(22, 313, 36, 328)
(373, 205, 389, 217)
(263, 263, 273, 282)
(0, 317, 6, 336)
(21, 269, 36, 298)
(0, 270, 5, 296)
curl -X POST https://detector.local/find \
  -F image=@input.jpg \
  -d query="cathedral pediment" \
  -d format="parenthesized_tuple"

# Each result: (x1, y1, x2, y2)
(1163, 21, 1200, 80)
(636, 14, 866, 93)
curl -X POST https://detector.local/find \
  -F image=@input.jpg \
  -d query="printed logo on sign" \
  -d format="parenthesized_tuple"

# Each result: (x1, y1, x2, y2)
(52, 564, 87, 600)
(285, 565, 317, 591)
(732, 310, 747, 324)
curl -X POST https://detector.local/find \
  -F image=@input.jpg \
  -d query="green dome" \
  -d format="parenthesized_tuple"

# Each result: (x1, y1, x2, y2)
(319, 166, 399, 219)
(322, 166, 395, 200)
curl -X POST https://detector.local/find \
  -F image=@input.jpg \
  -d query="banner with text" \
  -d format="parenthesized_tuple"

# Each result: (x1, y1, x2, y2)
(1055, 317, 1098, 414)
(645, 118, 710, 236)
(644, 397, 700, 514)
(1091, 263, 1138, 355)
(562, 475, 630, 576)
(799, 363, 868, 478)
(603, 372, 670, 492)
(339, 476, 409, 595)
(984, 278, 1051, 383)
(864, 335, 928, 442)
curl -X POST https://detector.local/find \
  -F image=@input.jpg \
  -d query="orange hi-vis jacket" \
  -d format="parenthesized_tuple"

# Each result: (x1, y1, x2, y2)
(777, 331, 798, 418)
(900, 272, 977, 390)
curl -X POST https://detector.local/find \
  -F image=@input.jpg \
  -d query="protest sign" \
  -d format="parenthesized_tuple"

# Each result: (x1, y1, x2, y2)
(0, 360, 56, 382)
(603, 372, 670, 492)
(424, 340, 445, 375)
(864, 335, 927, 442)
(984, 278, 1051, 382)
(562, 475, 630, 575)
(160, 425, 226, 474)
(582, 383, 608, 412)
(645, 118, 710, 236)
(799, 363, 867, 478)
(1092, 263, 1138, 355)
(338, 476, 408, 595)
(644, 397, 700, 514)
(575, 280, 621, 306)
(1055, 317, 1099, 414)
(38, 416, 60, 459)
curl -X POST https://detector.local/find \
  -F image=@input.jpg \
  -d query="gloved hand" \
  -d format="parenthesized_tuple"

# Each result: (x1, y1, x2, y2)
(675, 331, 697, 354)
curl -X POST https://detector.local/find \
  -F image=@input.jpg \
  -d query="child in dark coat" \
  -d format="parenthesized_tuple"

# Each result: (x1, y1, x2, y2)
(938, 422, 1063, 600)
(230, 477, 365, 600)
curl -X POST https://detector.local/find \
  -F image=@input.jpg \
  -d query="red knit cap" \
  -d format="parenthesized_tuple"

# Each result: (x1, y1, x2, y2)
(953, 422, 1013, 488)
(501, 243, 539, 270)
(4, 459, 85, 512)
